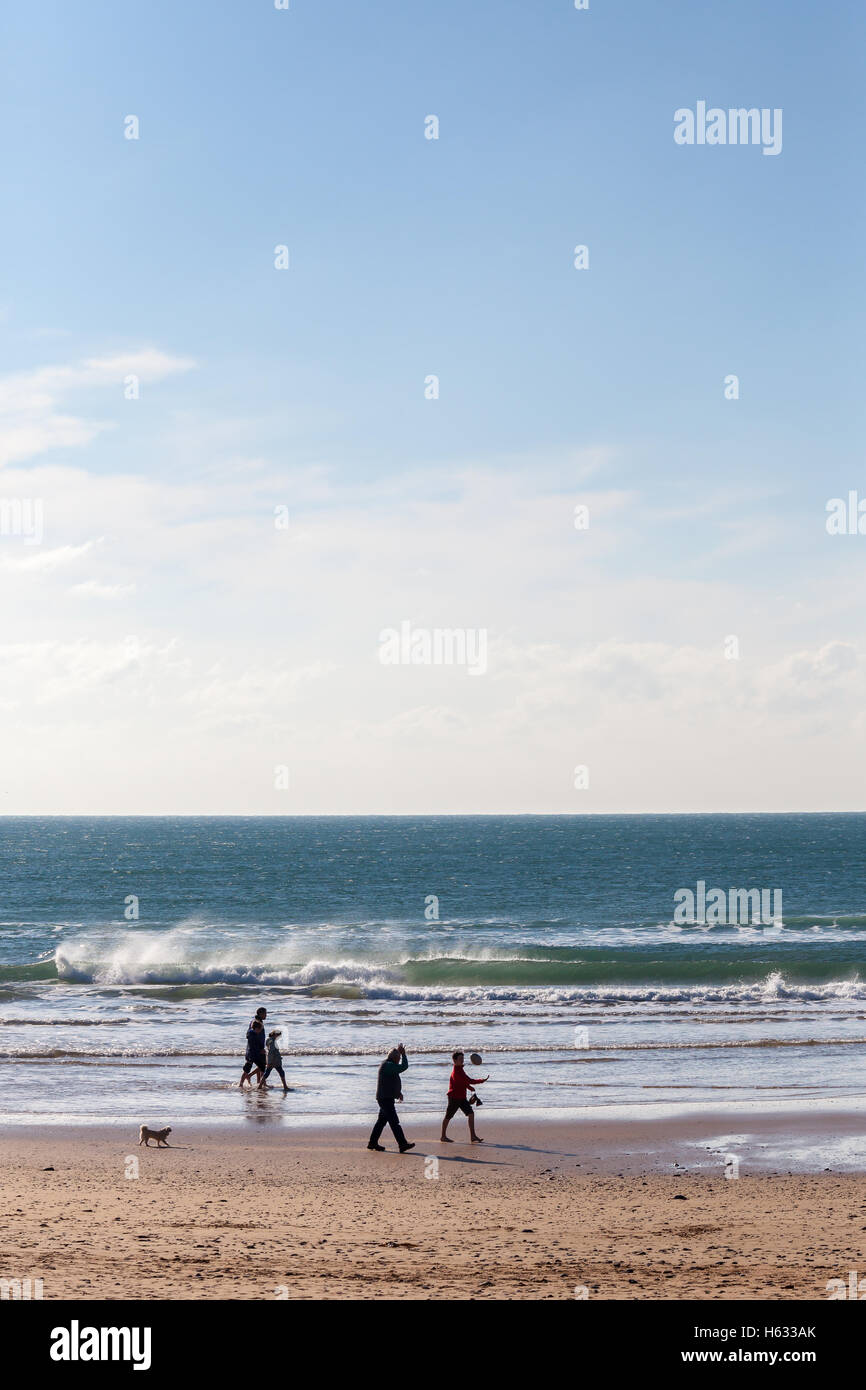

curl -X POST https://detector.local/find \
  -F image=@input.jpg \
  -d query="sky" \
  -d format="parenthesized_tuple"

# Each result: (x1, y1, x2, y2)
(0, 0, 864, 814)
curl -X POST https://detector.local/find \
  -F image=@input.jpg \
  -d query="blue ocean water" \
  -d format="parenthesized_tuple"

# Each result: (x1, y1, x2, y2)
(0, 814, 864, 1127)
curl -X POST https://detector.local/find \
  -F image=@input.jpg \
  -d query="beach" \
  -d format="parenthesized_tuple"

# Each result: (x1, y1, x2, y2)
(2, 0, 862, 1343)
(3, 815, 866, 1304)
(4, 1110, 865, 1302)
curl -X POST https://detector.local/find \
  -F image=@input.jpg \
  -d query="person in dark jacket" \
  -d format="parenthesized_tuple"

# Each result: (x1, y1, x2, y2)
(238, 1009, 268, 1088)
(367, 1044, 415, 1152)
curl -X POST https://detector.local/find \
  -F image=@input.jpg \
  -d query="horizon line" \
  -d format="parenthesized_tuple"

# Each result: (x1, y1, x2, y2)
(0, 810, 863, 819)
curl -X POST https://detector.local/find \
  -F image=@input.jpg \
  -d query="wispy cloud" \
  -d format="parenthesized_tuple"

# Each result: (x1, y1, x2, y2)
(0, 350, 195, 467)
(2, 540, 99, 572)
(69, 579, 136, 599)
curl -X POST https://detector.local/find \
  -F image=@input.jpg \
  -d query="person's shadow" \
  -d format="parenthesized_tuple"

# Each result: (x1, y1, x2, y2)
(483, 1142, 582, 1158)
(397, 1148, 516, 1167)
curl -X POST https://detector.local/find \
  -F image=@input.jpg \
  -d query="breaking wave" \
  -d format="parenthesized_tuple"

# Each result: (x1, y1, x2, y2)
(27, 935, 865, 1006)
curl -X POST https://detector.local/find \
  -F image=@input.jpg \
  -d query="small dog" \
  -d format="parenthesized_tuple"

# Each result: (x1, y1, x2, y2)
(139, 1124, 172, 1147)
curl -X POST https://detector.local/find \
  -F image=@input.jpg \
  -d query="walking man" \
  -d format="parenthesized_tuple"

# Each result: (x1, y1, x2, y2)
(367, 1043, 415, 1153)
(238, 1007, 268, 1088)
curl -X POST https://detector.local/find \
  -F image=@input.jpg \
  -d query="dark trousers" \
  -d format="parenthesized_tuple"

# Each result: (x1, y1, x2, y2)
(263, 1064, 285, 1084)
(369, 1098, 407, 1148)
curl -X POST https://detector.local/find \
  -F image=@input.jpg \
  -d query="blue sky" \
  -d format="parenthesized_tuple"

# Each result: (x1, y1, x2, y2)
(0, 1, 864, 812)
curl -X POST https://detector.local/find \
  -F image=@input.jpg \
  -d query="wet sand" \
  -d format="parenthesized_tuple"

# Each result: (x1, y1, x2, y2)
(2, 1111, 865, 1300)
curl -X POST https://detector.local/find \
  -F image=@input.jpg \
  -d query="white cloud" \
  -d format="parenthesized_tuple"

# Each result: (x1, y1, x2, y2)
(0, 352, 864, 812)
(0, 350, 195, 467)
(69, 580, 136, 599)
(3, 540, 99, 572)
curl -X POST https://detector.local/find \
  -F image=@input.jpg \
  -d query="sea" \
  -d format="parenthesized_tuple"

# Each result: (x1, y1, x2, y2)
(1, 814, 864, 1131)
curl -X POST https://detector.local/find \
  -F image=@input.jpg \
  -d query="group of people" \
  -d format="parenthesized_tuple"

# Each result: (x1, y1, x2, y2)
(237, 1006, 490, 1147)
(368, 1043, 488, 1153)
(237, 1006, 289, 1092)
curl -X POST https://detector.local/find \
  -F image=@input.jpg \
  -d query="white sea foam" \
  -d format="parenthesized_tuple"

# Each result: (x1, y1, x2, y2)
(50, 935, 866, 1006)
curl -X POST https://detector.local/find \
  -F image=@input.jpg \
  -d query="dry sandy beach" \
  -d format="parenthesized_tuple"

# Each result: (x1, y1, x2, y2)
(3, 1111, 865, 1301)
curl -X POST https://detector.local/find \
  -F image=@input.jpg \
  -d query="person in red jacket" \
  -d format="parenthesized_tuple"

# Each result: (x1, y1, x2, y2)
(439, 1050, 489, 1143)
